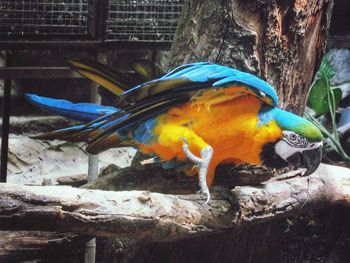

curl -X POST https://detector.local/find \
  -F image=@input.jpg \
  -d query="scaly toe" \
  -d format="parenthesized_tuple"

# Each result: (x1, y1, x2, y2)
(198, 188, 211, 204)
(204, 190, 211, 204)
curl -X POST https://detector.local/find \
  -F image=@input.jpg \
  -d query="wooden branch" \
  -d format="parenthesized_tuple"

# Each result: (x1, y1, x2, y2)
(81, 162, 274, 194)
(57, 174, 87, 187)
(0, 163, 349, 242)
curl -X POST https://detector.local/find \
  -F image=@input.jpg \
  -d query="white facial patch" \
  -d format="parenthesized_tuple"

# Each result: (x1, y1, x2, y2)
(275, 131, 323, 161)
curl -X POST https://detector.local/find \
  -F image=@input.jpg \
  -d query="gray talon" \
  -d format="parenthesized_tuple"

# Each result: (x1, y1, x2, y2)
(197, 188, 211, 204)
(182, 140, 213, 203)
(202, 188, 211, 204)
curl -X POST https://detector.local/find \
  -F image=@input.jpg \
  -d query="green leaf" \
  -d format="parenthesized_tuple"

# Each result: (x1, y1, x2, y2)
(316, 57, 336, 80)
(308, 57, 339, 116)
(308, 81, 342, 116)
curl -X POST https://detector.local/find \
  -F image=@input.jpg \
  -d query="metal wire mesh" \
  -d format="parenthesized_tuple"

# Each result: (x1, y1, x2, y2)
(107, 0, 184, 42)
(0, 0, 89, 36)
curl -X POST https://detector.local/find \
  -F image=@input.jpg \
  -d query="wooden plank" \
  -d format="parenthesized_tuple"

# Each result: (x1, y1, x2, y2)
(327, 35, 350, 49)
(0, 67, 83, 79)
(0, 41, 101, 50)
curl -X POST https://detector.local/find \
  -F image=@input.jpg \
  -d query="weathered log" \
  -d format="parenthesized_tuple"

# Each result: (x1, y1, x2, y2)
(81, 162, 274, 193)
(0, 231, 91, 262)
(57, 174, 88, 187)
(0, 163, 349, 242)
(168, 0, 334, 113)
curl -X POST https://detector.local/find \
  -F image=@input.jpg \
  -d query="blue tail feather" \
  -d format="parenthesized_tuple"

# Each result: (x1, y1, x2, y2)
(25, 93, 118, 122)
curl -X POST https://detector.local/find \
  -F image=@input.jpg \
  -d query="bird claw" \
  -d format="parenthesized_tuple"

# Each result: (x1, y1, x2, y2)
(197, 188, 211, 204)
(182, 139, 213, 204)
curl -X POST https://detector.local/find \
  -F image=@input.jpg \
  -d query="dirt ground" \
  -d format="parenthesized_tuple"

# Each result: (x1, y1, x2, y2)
(2, 116, 136, 186)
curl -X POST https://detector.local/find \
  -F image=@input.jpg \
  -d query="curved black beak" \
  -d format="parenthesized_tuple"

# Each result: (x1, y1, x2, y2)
(286, 147, 322, 176)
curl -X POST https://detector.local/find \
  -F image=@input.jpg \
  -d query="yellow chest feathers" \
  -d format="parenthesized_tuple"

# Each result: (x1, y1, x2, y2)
(139, 95, 283, 166)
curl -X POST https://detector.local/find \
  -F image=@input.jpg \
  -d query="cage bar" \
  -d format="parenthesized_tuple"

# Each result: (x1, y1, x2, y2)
(0, 0, 185, 44)
(0, 0, 89, 36)
(106, 0, 185, 42)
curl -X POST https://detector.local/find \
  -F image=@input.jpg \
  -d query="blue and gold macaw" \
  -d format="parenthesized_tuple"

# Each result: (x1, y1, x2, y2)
(27, 58, 323, 202)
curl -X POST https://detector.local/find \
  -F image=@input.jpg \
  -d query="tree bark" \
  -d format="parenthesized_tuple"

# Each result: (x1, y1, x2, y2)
(81, 162, 274, 194)
(168, 0, 334, 113)
(0, 164, 349, 242)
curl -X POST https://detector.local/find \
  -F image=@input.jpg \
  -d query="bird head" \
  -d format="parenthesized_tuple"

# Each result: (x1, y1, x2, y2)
(260, 108, 323, 175)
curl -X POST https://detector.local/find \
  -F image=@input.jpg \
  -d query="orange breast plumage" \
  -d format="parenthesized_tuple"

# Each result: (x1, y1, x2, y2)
(139, 91, 283, 185)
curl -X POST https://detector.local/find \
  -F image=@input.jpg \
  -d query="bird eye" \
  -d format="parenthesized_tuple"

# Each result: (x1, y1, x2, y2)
(289, 134, 298, 141)
(283, 132, 308, 148)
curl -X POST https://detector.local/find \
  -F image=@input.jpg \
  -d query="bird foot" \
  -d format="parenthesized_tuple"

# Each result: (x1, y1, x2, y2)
(182, 139, 213, 204)
(196, 188, 211, 204)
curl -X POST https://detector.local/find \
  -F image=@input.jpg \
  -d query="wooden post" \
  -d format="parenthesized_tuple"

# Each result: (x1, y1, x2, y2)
(84, 85, 99, 263)
(87, 82, 101, 183)
(0, 52, 11, 183)
(84, 52, 104, 263)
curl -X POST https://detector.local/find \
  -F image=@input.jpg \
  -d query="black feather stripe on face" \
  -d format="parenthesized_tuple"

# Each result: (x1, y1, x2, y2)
(260, 141, 289, 168)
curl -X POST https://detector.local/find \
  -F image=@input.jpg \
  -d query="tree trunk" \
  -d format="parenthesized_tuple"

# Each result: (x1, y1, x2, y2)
(168, 0, 334, 113)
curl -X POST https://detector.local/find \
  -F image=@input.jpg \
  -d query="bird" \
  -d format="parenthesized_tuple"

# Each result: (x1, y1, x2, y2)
(27, 59, 324, 203)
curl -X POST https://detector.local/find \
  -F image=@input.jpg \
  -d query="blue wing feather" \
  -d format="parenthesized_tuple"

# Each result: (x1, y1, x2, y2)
(127, 62, 279, 106)
(212, 73, 278, 105)
(160, 62, 211, 79)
